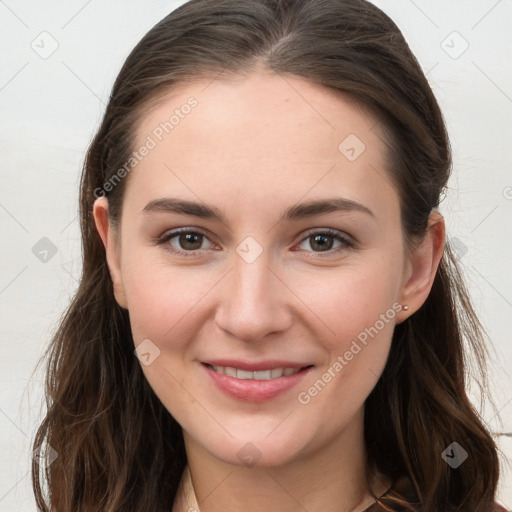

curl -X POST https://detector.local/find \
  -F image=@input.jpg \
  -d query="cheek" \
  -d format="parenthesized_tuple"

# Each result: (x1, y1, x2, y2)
(295, 311, 395, 440)
(121, 255, 215, 343)
(290, 260, 401, 347)
(292, 260, 400, 408)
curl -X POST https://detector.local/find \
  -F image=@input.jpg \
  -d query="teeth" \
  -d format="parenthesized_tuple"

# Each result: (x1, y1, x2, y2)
(210, 365, 302, 380)
(224, 366, 237, 378)
(237, 369, 254, 379)
(254, 370, 271, 379)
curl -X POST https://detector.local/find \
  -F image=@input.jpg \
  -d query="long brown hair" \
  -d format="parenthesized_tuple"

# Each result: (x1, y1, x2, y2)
(32, 0, 502, 510)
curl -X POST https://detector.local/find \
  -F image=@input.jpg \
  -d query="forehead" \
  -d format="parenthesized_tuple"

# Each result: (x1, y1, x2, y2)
(126, 70, 398, 222)
(135, 70, 386, 159)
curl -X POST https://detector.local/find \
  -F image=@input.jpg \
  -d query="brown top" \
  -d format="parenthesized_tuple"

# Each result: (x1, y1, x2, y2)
(171, 465, 510, 512)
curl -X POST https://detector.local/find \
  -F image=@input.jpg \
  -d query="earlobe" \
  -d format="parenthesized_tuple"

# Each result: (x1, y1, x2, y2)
(398, 211, 445, 321)
(92, 197, 128, 309)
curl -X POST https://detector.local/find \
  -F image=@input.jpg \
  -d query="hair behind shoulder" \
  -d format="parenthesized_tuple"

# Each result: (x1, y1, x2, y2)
(32, 1, 501, 510)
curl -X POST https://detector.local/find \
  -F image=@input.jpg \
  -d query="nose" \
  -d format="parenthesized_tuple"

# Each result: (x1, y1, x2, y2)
(214, 250, 293, 343)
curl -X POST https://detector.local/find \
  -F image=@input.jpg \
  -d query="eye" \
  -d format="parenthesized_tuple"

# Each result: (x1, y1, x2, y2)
(157, 228, 216, 256)
(295, 229, 354, 255)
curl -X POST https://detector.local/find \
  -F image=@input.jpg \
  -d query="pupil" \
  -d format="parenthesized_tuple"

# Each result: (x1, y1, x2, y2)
(312, 234, 332, 252)
(181, 233, 202, 250)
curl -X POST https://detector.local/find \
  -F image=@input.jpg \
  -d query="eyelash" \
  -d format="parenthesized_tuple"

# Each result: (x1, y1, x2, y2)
(155, 227, 355, 258)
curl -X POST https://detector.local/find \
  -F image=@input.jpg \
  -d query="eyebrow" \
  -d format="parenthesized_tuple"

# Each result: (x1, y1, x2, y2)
(141, 197, 375, 223)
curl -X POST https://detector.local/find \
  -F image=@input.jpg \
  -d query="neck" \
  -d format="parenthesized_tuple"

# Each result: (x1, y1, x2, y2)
(179, 408, 390, 512)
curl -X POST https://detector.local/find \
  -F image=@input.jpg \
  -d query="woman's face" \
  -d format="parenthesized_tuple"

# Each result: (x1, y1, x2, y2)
(94, 69, 439, 467)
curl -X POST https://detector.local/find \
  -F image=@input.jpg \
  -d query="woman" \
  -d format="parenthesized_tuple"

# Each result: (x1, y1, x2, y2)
(32, 0, 508, 510)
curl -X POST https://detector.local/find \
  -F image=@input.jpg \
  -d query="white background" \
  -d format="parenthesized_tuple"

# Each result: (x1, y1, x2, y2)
(0, 0, 511, 509)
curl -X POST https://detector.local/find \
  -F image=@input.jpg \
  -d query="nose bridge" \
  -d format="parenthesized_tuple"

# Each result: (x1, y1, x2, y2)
(214, 244, 291, 341)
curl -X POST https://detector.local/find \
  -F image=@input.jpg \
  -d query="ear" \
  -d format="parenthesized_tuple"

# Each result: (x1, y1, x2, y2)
(92, 197, 128, 309)
(397, 210, 445, 322)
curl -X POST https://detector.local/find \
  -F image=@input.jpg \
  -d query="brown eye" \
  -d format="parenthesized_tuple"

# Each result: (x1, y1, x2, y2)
(177, 232, 204, 251)
(296, 229, 354, 255)
(157, 229, 215, 256)
(308, 233, 335, 252)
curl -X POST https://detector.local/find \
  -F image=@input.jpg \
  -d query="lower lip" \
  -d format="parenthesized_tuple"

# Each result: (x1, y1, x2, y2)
(202, 363, 314, 403)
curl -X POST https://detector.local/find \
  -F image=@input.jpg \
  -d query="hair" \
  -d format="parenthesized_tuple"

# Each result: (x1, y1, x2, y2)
(32, 0, 502, 510)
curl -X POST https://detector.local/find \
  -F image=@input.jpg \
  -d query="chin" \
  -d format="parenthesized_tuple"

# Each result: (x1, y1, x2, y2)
(198, 430, 309, 469)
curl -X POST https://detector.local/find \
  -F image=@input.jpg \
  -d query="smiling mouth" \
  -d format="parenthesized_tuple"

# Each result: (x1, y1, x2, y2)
(204, 363, 314, 380)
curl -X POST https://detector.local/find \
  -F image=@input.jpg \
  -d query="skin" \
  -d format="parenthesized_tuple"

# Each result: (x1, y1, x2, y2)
(93, 68, 445, 512)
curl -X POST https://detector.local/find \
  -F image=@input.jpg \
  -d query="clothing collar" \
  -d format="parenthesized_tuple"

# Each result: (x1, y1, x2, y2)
(172, 464, 396, 512)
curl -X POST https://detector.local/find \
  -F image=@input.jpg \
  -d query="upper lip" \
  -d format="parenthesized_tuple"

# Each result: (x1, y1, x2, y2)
(202, 359, 314, 371)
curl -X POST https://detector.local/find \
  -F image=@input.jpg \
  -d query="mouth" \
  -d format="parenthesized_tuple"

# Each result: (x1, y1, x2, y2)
(201, 362, 315, 402)
(203, 363, 314, 380)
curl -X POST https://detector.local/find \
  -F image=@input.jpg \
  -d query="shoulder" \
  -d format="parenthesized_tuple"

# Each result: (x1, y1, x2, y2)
(494, 505, 510, 512)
